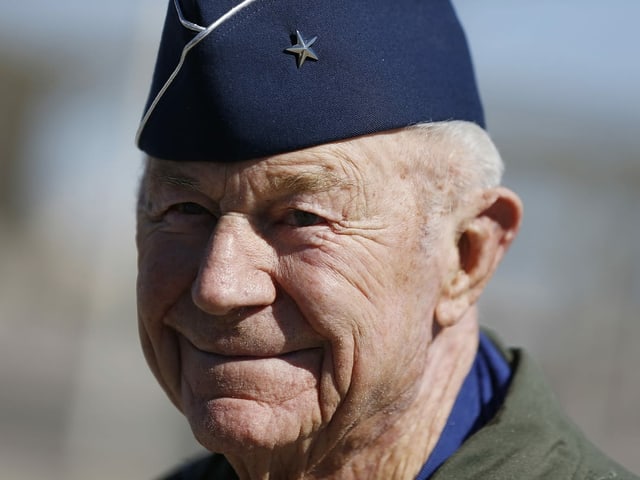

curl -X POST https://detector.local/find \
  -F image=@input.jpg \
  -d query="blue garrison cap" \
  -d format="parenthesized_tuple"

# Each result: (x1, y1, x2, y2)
(137, 0, 484, 162)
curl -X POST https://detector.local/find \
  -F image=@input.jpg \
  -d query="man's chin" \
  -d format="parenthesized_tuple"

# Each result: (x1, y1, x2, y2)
(185, 395, 320, 453)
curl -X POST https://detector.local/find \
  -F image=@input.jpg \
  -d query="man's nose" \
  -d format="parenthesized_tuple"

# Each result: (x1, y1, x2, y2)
(191, 216, 276, 316)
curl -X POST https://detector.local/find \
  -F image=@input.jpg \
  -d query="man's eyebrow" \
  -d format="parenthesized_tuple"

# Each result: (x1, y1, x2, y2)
(147, 168, 202, 192)
(143, 165, 350, 196)
(268, 171, 350, 196)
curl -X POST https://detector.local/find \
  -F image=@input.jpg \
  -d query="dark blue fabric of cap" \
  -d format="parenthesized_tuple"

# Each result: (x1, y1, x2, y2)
(137, 0, 485, 162)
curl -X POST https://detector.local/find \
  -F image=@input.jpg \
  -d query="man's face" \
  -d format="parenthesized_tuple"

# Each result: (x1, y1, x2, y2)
(136, 131, 451, 455)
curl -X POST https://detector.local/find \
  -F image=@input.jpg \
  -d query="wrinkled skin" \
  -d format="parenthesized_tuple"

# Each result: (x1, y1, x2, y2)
(136, 128, 521, 479)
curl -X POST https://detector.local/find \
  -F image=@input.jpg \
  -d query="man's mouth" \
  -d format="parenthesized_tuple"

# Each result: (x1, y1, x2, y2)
(177, 335, 323, 402)
(179, 333, 318, 360)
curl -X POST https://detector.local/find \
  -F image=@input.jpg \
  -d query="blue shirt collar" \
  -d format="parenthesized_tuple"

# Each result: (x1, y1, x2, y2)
(415, 332, 512, 479)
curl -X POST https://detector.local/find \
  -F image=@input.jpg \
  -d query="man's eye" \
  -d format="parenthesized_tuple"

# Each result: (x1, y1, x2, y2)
(170, 202, 210, 215)
(284, 210, 325, 227)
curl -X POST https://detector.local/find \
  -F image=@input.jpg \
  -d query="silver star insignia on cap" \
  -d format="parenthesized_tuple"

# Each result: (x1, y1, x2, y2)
(285, 30, 318, 68)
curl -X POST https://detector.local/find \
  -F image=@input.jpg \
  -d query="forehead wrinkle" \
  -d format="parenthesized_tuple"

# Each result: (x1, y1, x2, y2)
(327, 139, 376, 217)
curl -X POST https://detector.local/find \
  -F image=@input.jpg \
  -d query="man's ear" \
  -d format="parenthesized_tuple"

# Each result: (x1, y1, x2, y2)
(435, 187, 523, 328)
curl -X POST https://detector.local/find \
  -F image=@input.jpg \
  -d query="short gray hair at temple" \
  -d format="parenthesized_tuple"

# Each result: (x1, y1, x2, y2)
(408, 120, 504, 209)
(401, 121, 505, 248)
(412, 119, 503, 185)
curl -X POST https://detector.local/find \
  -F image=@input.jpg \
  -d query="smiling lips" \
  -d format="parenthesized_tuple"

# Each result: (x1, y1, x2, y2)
(178, 334, 323, 401)
(178, 332, 320, 359)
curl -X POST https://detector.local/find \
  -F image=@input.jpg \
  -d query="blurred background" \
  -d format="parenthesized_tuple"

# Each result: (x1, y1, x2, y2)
(0, 0, 638, 478)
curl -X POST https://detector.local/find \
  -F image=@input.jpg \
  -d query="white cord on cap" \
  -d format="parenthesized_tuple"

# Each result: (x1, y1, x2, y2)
(136, 0, 261, 148)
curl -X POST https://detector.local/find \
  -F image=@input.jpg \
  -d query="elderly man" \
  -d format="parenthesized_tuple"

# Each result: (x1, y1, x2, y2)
(135, 0, 638, 479)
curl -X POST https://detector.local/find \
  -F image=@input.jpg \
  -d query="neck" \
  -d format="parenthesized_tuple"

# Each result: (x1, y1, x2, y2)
(228, 312, 479, 480)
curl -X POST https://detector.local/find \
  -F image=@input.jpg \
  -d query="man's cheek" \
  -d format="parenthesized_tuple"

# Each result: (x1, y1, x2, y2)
(139, 238, 203, 302)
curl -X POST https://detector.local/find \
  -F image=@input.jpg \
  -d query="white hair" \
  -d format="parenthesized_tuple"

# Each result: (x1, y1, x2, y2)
(410, 120, 503, 186)
(397, 121, 504, 246)
(405, 120, 504, 212)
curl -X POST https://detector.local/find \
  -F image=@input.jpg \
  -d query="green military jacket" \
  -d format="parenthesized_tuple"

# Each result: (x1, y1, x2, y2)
(431, 343, 638, 480)
(164, 341, 638, 479)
